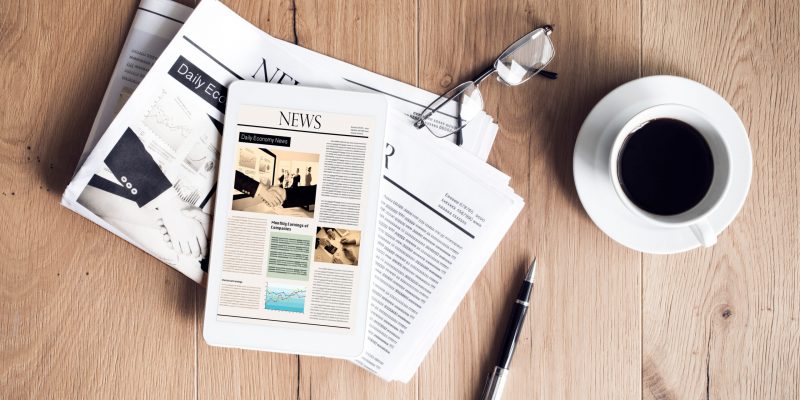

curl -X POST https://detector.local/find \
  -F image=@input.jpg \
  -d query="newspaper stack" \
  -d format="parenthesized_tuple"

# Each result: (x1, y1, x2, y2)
(63, 0, 524, 382)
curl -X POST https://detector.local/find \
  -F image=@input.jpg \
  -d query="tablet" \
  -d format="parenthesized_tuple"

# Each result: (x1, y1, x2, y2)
(203, 81, 387, 358)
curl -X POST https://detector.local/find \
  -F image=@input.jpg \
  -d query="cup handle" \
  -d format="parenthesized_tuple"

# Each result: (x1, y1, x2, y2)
(690, 219, 717, 247)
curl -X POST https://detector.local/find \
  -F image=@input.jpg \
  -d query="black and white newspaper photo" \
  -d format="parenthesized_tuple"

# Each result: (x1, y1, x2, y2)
(62, 1, 319, 282)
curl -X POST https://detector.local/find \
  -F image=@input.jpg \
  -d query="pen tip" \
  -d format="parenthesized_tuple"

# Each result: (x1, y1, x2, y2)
(525, 257, 537, 283)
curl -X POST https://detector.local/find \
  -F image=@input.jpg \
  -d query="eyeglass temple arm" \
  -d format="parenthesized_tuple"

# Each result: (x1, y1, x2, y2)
(472, 65, 558, 85)
(412, 91, 465, 146)
(539, 69, 558, 79)
(413, 89, 457, 129)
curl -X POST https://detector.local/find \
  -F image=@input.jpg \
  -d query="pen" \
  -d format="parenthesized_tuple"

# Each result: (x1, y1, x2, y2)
(480, 258, 538, 400)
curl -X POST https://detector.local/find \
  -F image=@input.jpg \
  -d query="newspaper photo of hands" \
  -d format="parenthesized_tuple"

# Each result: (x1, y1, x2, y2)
(77, 128, 212, 272)
(314, 227, 360, 266)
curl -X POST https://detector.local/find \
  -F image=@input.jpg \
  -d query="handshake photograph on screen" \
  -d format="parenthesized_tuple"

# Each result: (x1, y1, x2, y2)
(231, 146, 320, 219)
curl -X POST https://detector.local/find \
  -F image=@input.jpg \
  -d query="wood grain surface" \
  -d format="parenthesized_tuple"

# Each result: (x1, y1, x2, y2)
(640, 1, 800, 399)
(1, 0, 797, 399)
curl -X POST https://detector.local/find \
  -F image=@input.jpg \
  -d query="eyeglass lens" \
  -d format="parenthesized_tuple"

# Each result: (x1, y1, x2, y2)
(417, 81, 483, 139)
(495, 28, 555, 86)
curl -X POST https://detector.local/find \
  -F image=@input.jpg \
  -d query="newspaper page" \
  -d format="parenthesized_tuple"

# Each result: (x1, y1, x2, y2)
(77, 0, 193, 170)
(211, 91, 385, 333)
(62, 1, 321, 283)
(353, 129, 524, 381)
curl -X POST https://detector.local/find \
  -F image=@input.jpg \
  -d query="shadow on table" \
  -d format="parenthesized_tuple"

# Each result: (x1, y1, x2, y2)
(37, 59, 107, 194)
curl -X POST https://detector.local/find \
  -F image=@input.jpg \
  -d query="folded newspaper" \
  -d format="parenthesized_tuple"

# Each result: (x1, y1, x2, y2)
(63, 0, 524, 382)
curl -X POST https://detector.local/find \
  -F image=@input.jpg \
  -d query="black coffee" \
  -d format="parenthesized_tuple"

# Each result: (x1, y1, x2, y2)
(617, 118, 714, 216)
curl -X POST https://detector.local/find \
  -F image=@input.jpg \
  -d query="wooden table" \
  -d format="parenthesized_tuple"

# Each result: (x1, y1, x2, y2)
(2, 0, 798, 398)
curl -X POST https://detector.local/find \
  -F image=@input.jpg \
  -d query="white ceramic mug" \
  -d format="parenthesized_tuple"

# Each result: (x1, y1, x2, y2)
(608, 104, 732, 247)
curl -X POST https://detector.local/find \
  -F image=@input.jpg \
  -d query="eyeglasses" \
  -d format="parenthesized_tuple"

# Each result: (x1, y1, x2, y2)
(413, 26, 556, 145)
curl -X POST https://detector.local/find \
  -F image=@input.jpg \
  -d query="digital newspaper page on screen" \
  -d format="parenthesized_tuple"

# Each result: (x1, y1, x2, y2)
(216, 105, 379, 332)
(203, 82, 387, 358)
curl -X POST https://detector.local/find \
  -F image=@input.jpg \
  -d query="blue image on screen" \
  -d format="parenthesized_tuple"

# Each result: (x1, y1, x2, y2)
(265, 285, 306, 313)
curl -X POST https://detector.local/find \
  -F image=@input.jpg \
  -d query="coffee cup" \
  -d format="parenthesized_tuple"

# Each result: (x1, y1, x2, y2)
(608, 104, 732, 247)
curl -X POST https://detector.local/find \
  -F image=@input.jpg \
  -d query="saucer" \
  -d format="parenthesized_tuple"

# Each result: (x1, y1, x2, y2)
(573, 76, 752, 254)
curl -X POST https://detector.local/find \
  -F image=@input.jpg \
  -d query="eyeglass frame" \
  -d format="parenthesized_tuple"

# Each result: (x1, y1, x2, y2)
(413, 25, 557, 146)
